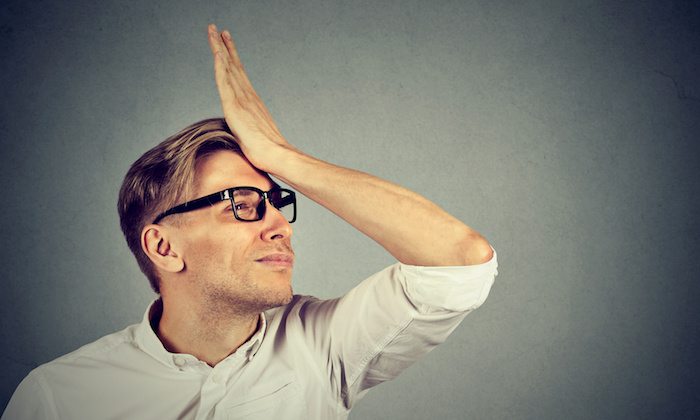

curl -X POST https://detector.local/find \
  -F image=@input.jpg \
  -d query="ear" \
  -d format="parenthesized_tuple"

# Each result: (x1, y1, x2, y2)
(141, 224, 185, 273)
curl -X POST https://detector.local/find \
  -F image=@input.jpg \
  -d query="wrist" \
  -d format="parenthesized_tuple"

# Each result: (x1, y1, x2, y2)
(261, 144, 311, 184)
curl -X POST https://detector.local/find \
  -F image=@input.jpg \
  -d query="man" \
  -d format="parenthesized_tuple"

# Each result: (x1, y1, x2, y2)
(2, 25, 497, 419)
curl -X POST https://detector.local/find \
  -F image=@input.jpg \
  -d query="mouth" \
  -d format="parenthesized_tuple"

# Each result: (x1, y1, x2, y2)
(255, 253, 294, 269)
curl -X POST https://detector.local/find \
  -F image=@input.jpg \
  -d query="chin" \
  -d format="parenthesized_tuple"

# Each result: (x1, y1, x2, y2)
(260, 284, 293, 311)
(275, 286, 295, 307)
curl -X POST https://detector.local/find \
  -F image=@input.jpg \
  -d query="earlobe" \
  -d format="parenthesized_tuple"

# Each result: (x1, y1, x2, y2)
(141, 225, 185, 273)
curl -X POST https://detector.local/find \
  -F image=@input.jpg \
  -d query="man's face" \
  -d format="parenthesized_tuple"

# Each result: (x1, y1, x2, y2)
(169, 150, 294, 315)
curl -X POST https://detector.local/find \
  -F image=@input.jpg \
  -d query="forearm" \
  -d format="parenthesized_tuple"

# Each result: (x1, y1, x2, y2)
(272, 148, 492, 267)
(206, 25, 492, 266)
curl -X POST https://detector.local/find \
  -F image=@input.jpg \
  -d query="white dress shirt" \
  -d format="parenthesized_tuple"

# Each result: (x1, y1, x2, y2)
(3, 254, 497, 420)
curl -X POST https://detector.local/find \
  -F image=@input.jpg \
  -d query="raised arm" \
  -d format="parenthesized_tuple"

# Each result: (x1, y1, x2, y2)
(208, 24, 492, 267)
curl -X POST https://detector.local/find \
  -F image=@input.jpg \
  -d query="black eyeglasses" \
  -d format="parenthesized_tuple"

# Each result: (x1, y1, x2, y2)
(152, 186, 296, 224)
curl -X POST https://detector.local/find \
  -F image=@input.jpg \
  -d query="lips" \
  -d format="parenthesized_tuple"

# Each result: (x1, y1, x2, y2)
(255, 253, 294, 269)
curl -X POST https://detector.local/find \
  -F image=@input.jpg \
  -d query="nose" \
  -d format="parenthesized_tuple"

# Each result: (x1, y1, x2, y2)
(261, 206, 293, 242)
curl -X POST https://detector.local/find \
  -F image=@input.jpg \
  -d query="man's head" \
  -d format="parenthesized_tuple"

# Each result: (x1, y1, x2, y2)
(145, 148, 295, 314)
(117, 118, 247, 293)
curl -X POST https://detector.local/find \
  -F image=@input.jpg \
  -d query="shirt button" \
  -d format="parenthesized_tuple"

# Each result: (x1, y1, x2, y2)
(212, 374, 222, 384)
(174, 356, 186, 367)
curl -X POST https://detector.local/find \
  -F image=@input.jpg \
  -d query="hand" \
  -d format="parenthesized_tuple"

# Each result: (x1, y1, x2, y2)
(207, 27, 491, 267)
(207, 24, 296, 174)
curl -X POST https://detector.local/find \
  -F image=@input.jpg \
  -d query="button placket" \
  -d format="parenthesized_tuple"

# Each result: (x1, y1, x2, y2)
(194, 342, 258, 418)
(196, 367, 230, 419)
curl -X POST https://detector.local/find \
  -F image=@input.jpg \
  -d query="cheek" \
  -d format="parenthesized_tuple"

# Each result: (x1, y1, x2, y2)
(178, 218, 261, 266)
(189, 228, 253, 267)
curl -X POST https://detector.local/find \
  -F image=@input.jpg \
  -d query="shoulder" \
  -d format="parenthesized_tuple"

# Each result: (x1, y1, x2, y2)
(30, 324, 140, 382)
(3, 324, 140, 420)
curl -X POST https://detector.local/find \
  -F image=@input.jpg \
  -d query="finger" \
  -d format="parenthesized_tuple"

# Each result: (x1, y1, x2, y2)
(221, 30, 255, 90)
(208, 26, 245, 98)
(220, 31, 242, 70)
(208, 26, 248, 91)
(213, 56, 239, 109)
(207, 24, 225, 56)
(209, 26, 239, 76)
(210, 42, 239, 110)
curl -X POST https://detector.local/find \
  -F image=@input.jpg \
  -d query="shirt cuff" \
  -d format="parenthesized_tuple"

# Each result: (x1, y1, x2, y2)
(400, 249, 498, 312)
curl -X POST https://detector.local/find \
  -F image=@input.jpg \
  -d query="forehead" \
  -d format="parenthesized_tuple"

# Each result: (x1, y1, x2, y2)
(194, 150, 274, 197)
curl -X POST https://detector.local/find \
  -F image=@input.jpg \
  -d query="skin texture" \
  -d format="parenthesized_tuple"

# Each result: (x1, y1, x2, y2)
(207, 24, 493, 268)
(142, 152, 295, 365)
(141, 25, 493, 366)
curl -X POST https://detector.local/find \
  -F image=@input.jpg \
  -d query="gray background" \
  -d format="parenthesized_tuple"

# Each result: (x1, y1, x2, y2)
(1, 0, 699, 418)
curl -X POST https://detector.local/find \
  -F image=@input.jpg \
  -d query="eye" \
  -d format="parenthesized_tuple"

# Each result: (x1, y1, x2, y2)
(221, 203, 236, 217)
(234, 200, 257, 218)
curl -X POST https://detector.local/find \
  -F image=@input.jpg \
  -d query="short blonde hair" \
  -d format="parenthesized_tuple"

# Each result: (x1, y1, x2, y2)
(118, 118, 241, 293)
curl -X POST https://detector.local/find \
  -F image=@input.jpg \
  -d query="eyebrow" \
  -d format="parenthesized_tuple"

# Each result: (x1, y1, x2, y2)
(233, 189, 257, 197)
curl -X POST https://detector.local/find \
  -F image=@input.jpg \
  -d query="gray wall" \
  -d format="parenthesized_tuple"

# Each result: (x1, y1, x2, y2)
(2, 0, 698, 418)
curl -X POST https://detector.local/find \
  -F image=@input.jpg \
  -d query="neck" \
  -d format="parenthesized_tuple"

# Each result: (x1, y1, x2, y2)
(155, 296, 261, 366)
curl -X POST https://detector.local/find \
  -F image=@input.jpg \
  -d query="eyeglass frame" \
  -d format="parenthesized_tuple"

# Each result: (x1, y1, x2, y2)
(151, 186, 297, 225)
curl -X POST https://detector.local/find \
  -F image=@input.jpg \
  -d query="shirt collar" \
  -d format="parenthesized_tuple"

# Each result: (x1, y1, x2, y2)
(240, 312, 266, 361)
(134, 299, 267, 368)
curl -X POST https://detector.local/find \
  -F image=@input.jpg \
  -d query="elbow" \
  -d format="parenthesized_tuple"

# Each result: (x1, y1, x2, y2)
(459, 232, 493, 266)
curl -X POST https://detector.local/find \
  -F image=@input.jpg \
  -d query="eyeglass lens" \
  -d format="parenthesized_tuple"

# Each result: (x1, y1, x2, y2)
(232, 189, 295, 222)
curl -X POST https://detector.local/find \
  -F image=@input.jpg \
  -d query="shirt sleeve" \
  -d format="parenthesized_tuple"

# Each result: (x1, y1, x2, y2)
(292, 250, 498, 412)
(402, 248, 498, 311)
(2, 370, 57, 420)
